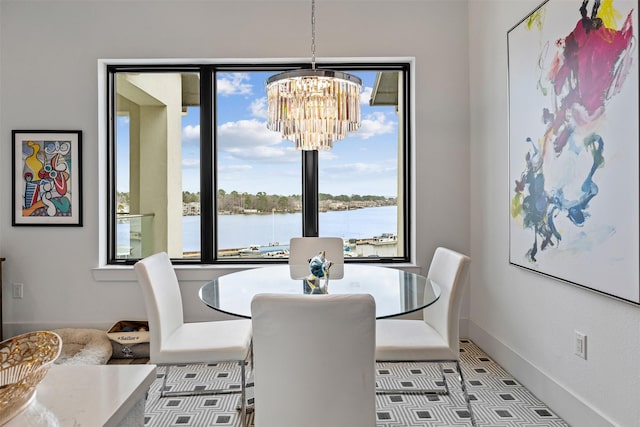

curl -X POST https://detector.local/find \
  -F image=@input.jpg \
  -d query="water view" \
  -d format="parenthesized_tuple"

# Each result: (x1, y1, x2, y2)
(194, 205, 397, 251)
(117, 205, 399, 258)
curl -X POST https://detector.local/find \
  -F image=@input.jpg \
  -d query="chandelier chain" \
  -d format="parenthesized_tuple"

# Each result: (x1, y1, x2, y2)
(264, 0, 362, 150)
(311, 0, 316, 69)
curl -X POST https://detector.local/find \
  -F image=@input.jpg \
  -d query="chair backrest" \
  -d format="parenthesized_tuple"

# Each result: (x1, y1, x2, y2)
(289, 237, 344, 279)
(423, 247, 471, 357)
(251, 293, 376, 427)
(134, 252, 184, 362)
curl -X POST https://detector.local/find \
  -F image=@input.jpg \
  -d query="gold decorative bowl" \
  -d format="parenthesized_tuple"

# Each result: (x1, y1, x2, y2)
(0, 331, 62, 425)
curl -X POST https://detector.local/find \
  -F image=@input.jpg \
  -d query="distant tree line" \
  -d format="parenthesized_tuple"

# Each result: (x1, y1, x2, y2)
(117, 190, 395, 214)
(214, 190, 300, 213)
(215, 190, 394, 213)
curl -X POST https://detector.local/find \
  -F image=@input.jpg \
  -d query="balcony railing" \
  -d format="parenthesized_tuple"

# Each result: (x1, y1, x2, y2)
(116, 213, 155, 259)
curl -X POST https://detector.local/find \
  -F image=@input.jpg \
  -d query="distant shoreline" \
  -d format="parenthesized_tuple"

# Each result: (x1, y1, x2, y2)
(183, 202, 397, 217)
(205, 204, 398, 216)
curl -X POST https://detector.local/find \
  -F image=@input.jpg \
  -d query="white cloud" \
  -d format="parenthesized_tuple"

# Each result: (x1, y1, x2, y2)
(360, 86, 373, 105)
(219, 164, 253, 173)
(318, 150, 337, 161)
(182, 158, 200, 169)
(217, 73, 253, 96)
(218, 119, 280, 147)
(217, 119, 296, 162)
(250, 97, 268, 118)
(354, 111, 396, 139)
(183, 124, 200, 143)
(320, 160, 398, 197)
(182, 120, 297, 163)
(226, 144, 293, 160)
(324, 161, 396, 176)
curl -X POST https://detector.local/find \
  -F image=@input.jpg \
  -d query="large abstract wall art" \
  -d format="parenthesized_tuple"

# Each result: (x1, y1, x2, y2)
(12, 130, 83, 226)
(508, 0, 640, 304)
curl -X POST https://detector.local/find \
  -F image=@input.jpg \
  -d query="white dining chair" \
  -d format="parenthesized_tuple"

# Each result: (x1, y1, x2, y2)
(251, 293, 376, 427)
(288, 236, 345, 279)
(134, 252, 252, 427)
(375, 247, 475, 426)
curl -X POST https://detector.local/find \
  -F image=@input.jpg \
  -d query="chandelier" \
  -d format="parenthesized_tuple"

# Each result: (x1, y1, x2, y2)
(265, 0, 362, 151)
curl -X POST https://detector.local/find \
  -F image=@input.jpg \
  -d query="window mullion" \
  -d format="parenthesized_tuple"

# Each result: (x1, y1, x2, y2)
(200, 67, 215, 261)
(107, 68, 119, 262)
(302, 150, 319, 237)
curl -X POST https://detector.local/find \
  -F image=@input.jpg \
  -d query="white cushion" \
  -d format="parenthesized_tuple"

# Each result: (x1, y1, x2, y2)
(153, 319, 252, 364)
(375, 319, 457, 361)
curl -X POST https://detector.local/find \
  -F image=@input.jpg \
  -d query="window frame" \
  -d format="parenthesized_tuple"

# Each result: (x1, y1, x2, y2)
(106, 60, 412, 265)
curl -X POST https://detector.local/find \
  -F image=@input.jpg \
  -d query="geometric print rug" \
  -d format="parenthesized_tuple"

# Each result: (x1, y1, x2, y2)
(143, 340, 570, 426)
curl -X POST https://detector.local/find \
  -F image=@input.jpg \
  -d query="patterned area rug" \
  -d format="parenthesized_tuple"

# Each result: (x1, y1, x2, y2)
(143, 340, 570, 426)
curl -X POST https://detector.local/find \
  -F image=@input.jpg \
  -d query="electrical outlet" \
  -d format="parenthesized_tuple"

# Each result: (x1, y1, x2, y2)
(13, 283, 23, 299)
(575, 331, 587, 359)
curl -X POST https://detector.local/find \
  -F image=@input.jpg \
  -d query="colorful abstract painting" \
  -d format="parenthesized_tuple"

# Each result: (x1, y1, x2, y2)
(508, 0, 640, 304)
(12, 130, 83, 226)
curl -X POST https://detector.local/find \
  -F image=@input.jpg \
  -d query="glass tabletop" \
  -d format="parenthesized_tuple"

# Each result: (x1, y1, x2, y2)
(199, 264, 441, 319)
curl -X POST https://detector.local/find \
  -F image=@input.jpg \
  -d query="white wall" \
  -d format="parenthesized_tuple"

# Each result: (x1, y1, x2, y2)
(0, 1, 469, 330)
(3, 0, 638, 425)
(469, 1, 640, 426)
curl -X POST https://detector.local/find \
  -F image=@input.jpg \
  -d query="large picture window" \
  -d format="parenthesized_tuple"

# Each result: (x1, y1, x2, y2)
(107, 62, 411, 264)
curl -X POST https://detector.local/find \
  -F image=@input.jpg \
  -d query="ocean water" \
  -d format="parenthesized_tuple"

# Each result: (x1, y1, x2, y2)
(187, 205, 397, 251)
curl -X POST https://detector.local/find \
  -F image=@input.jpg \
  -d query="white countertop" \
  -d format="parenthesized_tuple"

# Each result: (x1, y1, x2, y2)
(6, 364, 156, 427)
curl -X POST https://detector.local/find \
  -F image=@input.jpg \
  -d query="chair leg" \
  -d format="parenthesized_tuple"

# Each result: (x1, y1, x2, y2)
(455, 360, 476, 427)
(438, 362, 450, 395)
(247, 342, 255, 388)
(160, 365, 171, 398)
(239, 359, 247, 427)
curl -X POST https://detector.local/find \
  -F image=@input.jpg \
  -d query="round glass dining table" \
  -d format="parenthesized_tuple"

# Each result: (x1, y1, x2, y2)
(199, 264, 441, 319)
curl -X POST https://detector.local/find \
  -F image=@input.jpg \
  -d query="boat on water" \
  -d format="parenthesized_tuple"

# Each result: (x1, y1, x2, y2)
(343, 239, 357, 257)
(239, 244, 289, 256)
(238, 245, 261, 255)
(264, 249, 290, 258)
(370, 233, 398, 245)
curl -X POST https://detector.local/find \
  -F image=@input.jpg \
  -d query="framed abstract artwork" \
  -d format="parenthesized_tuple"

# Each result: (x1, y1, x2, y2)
(508, 0, 640, 304)
(12, 130, 83, 226)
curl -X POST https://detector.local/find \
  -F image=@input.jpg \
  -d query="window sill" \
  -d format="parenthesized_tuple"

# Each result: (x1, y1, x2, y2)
(92, 263, 267, 282)
(92, 262, 420, 283)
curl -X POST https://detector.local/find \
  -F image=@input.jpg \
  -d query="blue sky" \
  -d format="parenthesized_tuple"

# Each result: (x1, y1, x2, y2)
(119, 70, 399, 197)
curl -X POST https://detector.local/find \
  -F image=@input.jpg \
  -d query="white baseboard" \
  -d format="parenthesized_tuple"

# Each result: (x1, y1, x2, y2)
(467, 321, 615, 427)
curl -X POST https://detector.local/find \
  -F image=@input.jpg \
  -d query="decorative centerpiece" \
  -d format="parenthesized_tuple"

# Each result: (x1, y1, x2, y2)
(305, 250, 333, 294)
(0, 331, 62, 425)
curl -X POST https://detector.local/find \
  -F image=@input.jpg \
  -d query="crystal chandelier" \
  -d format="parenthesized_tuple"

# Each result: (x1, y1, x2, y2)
(265, 0, 362, 151)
